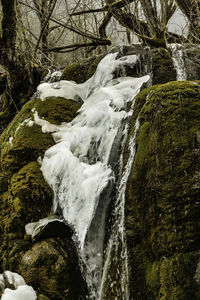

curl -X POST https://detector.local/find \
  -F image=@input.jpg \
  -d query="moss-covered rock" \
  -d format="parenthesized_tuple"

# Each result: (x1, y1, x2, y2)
(38, 295, 50, 300)
(183, 46, 200, 80)
(125, 81, 200, 299)
(0, 95, 87, 298)
(61, 54, 104, 83)
(19, 238, 87, 300)
(86, 54, 105, 80)
(0, 97, 80, 178)
(151, 48, 176, 85)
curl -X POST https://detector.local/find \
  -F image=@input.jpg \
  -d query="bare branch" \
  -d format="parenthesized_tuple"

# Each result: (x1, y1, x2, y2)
(43, 40, 111, 53)
(19, 1, 111, 44)
(99, 12, 112, 39)
(34, 0, 57, 52)
(70, 0, 135, 16)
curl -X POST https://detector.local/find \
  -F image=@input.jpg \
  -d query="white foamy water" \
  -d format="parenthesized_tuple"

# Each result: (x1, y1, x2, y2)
(168, 43, 187, 81)
(22, 52, 150, 299)
(0, 271, 36, 300)
(36, 53, 149, 251)
(99, 116, 140, 300)
(1, 286, 37, 300)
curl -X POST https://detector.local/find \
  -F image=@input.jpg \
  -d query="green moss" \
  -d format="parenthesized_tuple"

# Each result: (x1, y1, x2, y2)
(125, 81, 200, 299)
(34, 97, 80, 125)
(61, 62, 87, 83)
(10, 161, 53, 222)
(86, 54, 105, 80)
(1, 161, 52, 234)
(61, 54, 104, 83)
(152, 48, 176, 85)
(0, 97, 80, 178)
(145, 252, 200, 299)
(0, 161, 53, 269)
(20, 238, 88, 299)
(38, 295, 50, 300)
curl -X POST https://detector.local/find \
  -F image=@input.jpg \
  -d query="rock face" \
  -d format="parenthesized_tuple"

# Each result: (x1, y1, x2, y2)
(0, 96, 87, 299)
(183, 46, 200, 80)
(125, 81, 200, 299)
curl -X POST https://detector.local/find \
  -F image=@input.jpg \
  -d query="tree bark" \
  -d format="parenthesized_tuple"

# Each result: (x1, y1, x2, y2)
(0, 0, 41, 115)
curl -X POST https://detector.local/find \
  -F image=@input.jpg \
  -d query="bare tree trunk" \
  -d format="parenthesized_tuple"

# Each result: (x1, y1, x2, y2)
(0, 0, 41, 121)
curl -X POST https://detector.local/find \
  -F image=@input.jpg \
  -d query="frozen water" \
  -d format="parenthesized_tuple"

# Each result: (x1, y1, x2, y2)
(37, 53, 149, 249)
(1, 285, 37, 300)
(28, 52, 150, 298)
(0, 271, 36, 300)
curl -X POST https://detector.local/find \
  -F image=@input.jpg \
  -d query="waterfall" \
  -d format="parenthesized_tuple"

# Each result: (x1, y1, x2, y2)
(99, 116, 140, 299)
(24, 52, 149, 299)
(168, 43, 187, 81)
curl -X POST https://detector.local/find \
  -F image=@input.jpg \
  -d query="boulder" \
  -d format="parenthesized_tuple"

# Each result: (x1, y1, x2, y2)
(0, 95, 87, 298)
(0, 97, 80, 178)
(125, 81, 200, 299)
(19, 238, 87, 300)
(25, 217, 73, 241)
(61, 55, 104, 83)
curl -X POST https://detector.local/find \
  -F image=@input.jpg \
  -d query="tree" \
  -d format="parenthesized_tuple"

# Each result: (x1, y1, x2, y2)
(175, 0, 200, 42)
(32, 0, 58, 64)
(70, 0, 188, 47)
(0, 0, 41, 97)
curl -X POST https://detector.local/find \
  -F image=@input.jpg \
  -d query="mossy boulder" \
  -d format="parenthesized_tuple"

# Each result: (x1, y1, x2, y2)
(85, 54, 105, 80)
(151, 48, 176, 85)
(61, 54, 104, 83)
(0, 97, 80, 178)
(125, 81, 200, 299)
(19, 238, 87, 300)
(0, 96, 87, 298)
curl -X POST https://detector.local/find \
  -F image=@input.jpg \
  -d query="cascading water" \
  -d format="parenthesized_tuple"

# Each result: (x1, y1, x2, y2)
(168, 43, 187, 80)
(1, 44, 199, 299)
(99, 116, 140, 299)
(24, 52, 149, 299)
(0, 50, 150, 300)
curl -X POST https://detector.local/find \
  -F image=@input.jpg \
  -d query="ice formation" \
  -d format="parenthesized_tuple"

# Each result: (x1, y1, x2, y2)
(36, 53, 150, 249)
(0, 271, 36, 300)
